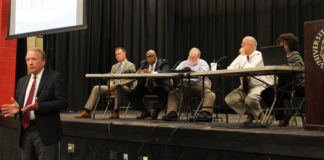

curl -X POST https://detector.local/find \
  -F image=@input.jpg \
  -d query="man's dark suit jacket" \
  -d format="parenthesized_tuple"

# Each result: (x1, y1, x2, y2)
(138, 58, 171, 90)
(15, 69, 68, 147)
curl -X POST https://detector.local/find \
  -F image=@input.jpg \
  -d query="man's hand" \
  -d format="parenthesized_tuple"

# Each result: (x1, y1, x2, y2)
(140, 69, 151, 74)
(21, 97, 39, 113)
(239, 47, 246, 56)
(1, 98, 20, 117)
(110, 84, 117, 90)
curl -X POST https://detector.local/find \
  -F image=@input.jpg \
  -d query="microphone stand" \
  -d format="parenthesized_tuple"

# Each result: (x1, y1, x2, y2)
(136, 62, 146, 73)
(170, 61, 181, 72)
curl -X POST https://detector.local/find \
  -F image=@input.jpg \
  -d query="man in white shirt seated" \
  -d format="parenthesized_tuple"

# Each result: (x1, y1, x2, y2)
(225, 36, 273, 124)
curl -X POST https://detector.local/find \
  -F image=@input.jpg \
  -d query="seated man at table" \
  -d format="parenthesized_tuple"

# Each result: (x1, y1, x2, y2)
(74, 47, 137, 119)
(162, 47, 216, 122)
(130, 50, 171, 120)
(225, 36, 273, 124)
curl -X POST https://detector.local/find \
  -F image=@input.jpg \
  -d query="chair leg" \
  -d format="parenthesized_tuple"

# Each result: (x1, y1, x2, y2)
(263, 108, 270, 125)
(298, 97, 305, 125)
(290, 97, 305, 126)
(215, 112, 223, 122)
(213, 107, 223, 122)
(192, 98, 204, 121)
(291, 115, 298, 126)
(123, 102, 131, 118)
(92, 96, 101, 119)
(103, 106, 109, 118)
(300, 112, 305, 125)
(269, 115, 275, 125)
(103, 98, 111, 118)
(225, 109, 229, 123)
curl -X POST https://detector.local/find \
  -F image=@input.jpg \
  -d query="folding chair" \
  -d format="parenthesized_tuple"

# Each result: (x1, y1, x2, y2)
(262, 77, 305, 126)
(178, 79, 216, 121)
(103, 92, 132, 118)
(288, 92, 305, 126)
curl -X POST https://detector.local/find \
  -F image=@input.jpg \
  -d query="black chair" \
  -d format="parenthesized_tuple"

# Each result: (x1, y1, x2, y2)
(261, 77, 305, 126)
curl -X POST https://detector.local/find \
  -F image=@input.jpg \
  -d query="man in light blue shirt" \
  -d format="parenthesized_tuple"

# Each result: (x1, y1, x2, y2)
(162, 47, 216, 122)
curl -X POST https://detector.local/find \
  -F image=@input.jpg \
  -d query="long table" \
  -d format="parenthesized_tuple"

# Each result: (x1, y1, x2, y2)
(86, 66, 304, 125)
(189, 66, 303, 77)
(189, 66, 304, 126)
(86, 72, 180, 79)
(86, 66, 303, 80)
(85, 72, 181, 119)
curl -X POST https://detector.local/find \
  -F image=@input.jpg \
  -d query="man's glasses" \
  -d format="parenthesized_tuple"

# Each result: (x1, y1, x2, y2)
(146, 55, 155, 58)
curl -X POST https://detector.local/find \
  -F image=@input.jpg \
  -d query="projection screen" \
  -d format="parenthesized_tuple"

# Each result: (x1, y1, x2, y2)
(7, 0, 87, 39)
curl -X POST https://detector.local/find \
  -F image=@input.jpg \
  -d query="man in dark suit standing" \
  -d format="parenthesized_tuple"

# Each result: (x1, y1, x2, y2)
(1, 48, 67, 160)
(130, 50, 171, 120)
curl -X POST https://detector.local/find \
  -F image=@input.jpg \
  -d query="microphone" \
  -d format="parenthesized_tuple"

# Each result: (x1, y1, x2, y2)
(215, 56, 227, 63)
(211, 56, 226, 70)
(136, 61, 146, 73)
(170, 61, 181, 71)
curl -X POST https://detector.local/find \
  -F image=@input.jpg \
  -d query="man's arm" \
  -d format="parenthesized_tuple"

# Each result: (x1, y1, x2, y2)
(1, 77, 26, 117)
(155, 59, 170, 73)
(227, 55, 243, 69)
(1, 98, 20, 117)
(197, 60, 210, 72)
(118, 62, 137, 86)
(109, 63, 117, 86)
(243, 52, 263, 68)
(37, 73, 68, 114)
(175, 61, 186, 70)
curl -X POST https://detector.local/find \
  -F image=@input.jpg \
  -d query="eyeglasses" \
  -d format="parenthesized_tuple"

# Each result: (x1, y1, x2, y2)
(146, 55, 155, 58)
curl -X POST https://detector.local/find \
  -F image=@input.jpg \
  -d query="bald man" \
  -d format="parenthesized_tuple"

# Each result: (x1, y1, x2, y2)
(225, 36, 273, 124)
(130, 50, 171, 120)
(162, 47, 216, 122)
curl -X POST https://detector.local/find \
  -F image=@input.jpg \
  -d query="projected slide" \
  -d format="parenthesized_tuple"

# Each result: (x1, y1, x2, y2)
(15, 0, 78, 34)
(7, 0, 86, 39)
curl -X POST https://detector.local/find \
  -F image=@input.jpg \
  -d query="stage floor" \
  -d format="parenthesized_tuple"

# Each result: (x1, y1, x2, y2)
(63, 110, 318, 136)
(58, 110, 324, 159)
(1, 110, 324, 159)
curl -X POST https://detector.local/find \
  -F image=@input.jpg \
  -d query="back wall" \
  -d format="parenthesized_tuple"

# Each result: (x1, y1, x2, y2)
(14, 0, 324, 110)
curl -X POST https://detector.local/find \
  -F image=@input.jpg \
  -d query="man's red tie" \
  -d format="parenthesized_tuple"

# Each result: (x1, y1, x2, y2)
(243, 56, 250, 93)
(22, 76, 37, 129)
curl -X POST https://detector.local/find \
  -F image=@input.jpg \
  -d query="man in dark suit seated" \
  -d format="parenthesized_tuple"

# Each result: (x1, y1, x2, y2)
(1, 48, 68, 160)
(130, 50, 171, 120)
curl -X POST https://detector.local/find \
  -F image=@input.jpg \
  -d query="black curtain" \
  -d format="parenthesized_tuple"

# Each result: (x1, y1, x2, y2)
(16, 38, 27, 86)
(38, 0, 324, 110)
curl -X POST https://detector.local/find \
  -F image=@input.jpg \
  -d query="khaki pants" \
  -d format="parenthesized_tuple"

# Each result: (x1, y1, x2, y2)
(84, 85, 131, 111)
(225, 85, 266, 120)
(167, 85, 216, 113)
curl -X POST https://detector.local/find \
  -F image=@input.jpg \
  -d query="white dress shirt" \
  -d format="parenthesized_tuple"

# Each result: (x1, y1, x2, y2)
(23, 68, 44, 120)
(148, 61, 157, 74)
(227, 50, 274, 86)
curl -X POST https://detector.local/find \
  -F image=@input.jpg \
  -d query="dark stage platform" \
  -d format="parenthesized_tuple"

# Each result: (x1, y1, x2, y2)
(1, 111, 324, 160)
